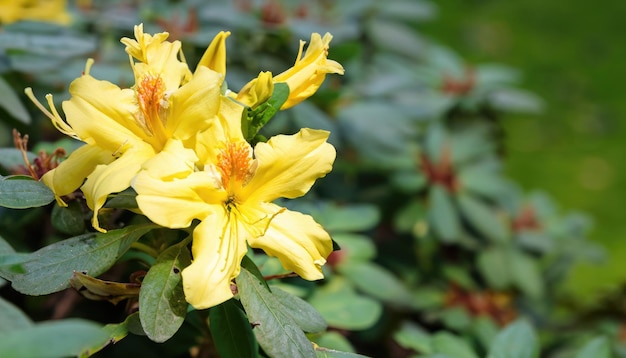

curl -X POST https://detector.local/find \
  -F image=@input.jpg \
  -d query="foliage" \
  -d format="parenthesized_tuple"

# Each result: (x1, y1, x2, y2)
(0, 0, 622, 357)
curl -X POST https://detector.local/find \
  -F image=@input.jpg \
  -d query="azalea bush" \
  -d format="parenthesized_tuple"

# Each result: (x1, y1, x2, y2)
(0, 1, 624, 358)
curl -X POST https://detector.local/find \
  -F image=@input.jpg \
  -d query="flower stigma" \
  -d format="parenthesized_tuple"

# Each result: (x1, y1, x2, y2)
(135, 74, 169, 149)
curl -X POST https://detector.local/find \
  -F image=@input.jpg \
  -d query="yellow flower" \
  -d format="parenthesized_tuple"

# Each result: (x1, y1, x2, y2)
(132, 103, 336, 309)
(27, 24, 228, 231)
(0, 0, 71, 25)
(233, 71, 274, 109)
(273, 32, 344, 109)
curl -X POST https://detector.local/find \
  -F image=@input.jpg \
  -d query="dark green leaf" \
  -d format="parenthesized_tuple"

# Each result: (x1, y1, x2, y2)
(331, 233, 376, 262)
(309, 278, 382, 330)
(0, 176, 54, 209)
(432, 332, 479, 358)
(104, 188, 138, 209)
(237, 267, 315, 358)
(51, 200, 86, 236)
(314, 346, 371, 358)
(338, 261, 412, 307)
(429, 185, 461, 242)
(0, 319, 108, 358)
(574, 336, 610, 358)
(487, 320, 538, 358)
(0, 148, 36, 171)
(4, 224, 155, 295)
(458, 193, 509, 243)
(245, 83, 289, 140)
(314, 332, 355, 353)
(393, 321, 432, 354)
(79, 313, 138, 357)
(439, 307, 472, 331)
(209, 298, 258, 358)
(509, 251, 543, 299)
(477, 247, 511, 290)
(270, 286, 327, 333)
(241, 254, 270, 290)
(139, 239, 191, 342)
(0, 76, 30, 124)
(0, 296, 33, 333)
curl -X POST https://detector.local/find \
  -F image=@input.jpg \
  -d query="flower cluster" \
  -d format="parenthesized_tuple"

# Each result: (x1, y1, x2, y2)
(28, 24, 344, 309)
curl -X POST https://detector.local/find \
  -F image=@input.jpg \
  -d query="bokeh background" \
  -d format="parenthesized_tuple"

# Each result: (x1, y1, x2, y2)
(426, 0, 626, 304)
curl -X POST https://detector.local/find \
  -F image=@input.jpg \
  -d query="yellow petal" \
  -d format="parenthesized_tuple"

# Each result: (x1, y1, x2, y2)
(81, 146, 155, 231)
(195, 96, 245, 164)
(167, 66, 222, 141)
(133, 171, 218, 229)
(41, 144, 114, 206)
(243, 128, 335, 202)
(273, 33, 344, 109)
(247, 206, 332, 280)
(62, 75, 144, 152)
(196, 31, 230, 77)
(235, 71, 274, 109)
(182, 210, 248, 309)
(133, 139, 225, 228)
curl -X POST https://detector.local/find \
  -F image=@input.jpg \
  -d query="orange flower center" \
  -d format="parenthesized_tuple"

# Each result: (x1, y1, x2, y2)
(136, 74, 168, 148)
(216, 141, 255, 199)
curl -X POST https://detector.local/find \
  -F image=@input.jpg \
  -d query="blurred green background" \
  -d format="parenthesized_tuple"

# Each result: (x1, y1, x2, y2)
(426, 0, 626, 304)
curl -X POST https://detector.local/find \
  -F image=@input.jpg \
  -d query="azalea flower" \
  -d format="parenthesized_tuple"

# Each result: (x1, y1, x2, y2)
(0, 0, 71, 25)
(132, 102, 336, 309)
(235, 32, 344, 109)
(27, 24, 229, 231)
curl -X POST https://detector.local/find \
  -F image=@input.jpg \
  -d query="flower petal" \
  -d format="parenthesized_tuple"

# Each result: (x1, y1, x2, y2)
(62, 75, 144, 152)
(167, 66, 222, 141)
(41, 144, 114, 205)
(243, 128, 335, 202)
(133, 139, 225, 228)
(182, 210, 248, 309)
(247, 206, 333, 280)
(196, 31, 230, 77)
(81, 145, 155, 231)
(273, 33, 344, 109)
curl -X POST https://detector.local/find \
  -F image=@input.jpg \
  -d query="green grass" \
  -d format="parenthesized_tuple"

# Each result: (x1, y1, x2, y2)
(424, 0, 626, 306)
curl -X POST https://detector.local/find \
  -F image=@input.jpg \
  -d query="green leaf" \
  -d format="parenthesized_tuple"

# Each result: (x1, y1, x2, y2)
(245, 83, 289, 140)
(487, 320, 538, 358)
(0, 296, 33, 333)
(393, 321, 432, 354)
(238, 267, 316, 358)
(0, 148, 36, 171)
(432, 332, 479, 358)
(0, 176, 54, 209)
(294, 202, 380, 233)
(314, 346, 371, 358)
(338, 261, 412, 307)
(241, 254, 270, 290)
(79, 313, 138, 357)
(139, 239, 191, 342)
(574, 336, 610, 358)
(477, 247, 511, 289)
(331, 233, 377, 262)
(0, 319, 108, 358)
(0, 76, 30, 124)
(104, 188, 138, 209)
(509, 251, 544, 299)
(309, 278, 382, 330)
(457, 193, 509, 243)
(429, 184, 461, 242)
(210, 298, 259, 358)
(51, 200, 86, 236)
(3, 224, 155, 295)
(439, 307, 472, 331)
(472, 316, 500, 350)
(270, 286, 327, 333)
(314, 332, 355, 353)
